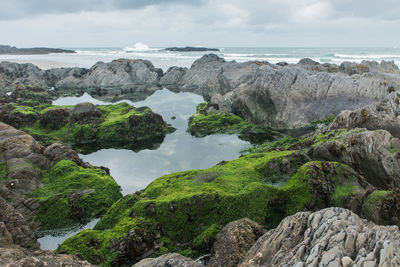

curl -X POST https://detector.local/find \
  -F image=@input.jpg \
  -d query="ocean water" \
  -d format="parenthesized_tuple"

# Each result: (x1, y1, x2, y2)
(1, 43, 400, 71)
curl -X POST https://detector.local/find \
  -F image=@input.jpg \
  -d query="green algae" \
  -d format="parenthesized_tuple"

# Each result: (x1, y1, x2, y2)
(15, 102, 170, 151)
(0, 163, 8, 183)
(58, 147, 370, 265)
(187, 102, 281, 143)
(26, 160, 122, 230)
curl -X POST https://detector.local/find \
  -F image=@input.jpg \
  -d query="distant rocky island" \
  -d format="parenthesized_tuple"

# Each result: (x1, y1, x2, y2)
(0, 45, 75, 55)
(165, 46, 219, 52)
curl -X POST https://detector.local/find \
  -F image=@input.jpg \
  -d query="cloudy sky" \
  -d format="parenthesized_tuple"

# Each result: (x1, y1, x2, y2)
(0, 0, 399, 48)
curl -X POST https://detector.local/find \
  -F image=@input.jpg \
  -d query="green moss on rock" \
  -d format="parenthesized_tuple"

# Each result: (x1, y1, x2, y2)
(27, 160, 122, 230)
(59, 149, 371, 265)
(187, 102, 281, 143)
(0, 163, 8, 183)
(13, 102, 171, 152)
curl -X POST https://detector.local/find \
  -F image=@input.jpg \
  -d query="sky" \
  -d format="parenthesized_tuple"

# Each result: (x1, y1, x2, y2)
(0, 0, 399, 48)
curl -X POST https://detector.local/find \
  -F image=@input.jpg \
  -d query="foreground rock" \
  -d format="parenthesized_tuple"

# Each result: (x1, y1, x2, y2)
(208, 218, 264, 267)
(330, 91, 400, 138)
(0, 122, 122, 231)
(135, 253, 202, 267)
(0, 247, 94, 267)
(240, 207, 400, 266)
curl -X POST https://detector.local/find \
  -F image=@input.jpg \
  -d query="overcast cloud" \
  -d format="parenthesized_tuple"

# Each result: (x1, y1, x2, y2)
(0, 0, 399, 47)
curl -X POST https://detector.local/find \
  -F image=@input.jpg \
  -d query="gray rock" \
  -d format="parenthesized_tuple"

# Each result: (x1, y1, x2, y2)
(160, 66, 188, 91)
(134, 253, 202, 267)
(208, 218, 264, 267)
(0, 197, 38, 248)
(329, 92, 400, 138)
(310, 128, 400, 189)
(70, 102, 103, 124)
(178, 54, 400, 128)
(0, 247, 95, 267)
(240, 207, 400, 267)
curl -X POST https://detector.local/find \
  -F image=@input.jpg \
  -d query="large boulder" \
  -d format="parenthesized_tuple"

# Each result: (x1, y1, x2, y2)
(39, 108, 71, 129)
(310, 129, 400, 189)
(330, 92, 400, 138)
(240, 207, 400, 266)
(208, 218, 264, 267)
(70, 102, 103, 124)
(179, 55, 400, 128)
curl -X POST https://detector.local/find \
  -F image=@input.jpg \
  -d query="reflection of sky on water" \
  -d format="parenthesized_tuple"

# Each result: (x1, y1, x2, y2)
(40, 89, 250, 250)
(54, 89, 250, 194)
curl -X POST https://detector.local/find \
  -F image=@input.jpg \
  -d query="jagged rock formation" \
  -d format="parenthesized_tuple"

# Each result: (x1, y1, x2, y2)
(330, 91, 400, 138)
(2, 56, 400, 126)
(240, 207, 400, 266)
(0, 247, 95, 267)
(177, 55, 400, 128)
(135, 253, 202, 267)
(208, 218, 264, 267)
(310, 128, 400, 189)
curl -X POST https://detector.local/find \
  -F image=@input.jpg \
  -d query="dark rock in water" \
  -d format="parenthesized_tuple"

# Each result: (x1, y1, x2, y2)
(0, 45, 75, 55)
(134, 253, 203, 267)
(208, 218, 264, 267)
(311, 128, 400, 189)
(165, 46, 220, 52)
(40, 108, 70, 129)
(330, 92, 400, 138)
(239, 208, 400, 266)
(70, 102, 103, 124)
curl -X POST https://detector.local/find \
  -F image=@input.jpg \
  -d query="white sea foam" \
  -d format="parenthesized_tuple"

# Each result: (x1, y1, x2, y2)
(123, 42, 159, 52)
(334, 53, 400, 59)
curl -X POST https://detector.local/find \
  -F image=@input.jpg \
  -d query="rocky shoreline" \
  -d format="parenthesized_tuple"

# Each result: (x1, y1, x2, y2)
(1, 55, 400, 266)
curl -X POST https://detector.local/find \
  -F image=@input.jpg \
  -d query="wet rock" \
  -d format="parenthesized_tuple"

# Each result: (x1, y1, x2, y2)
(70, 102, 103, 124)
(0, 103, 39, 128)
(39, 108, 70, 129)
(208, 218, 264, 267)
(330, 92, 400, 138)
(240, 207, 400, 266)
(134, 253, 203, 267)
(311, 129, 400, 189)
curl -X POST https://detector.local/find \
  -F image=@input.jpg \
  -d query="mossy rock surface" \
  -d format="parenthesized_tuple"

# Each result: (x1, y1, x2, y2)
(27, 160, 122, 230)
(59, 150, 370, 265)
(7, 102, 172, 152)
(187, 102, 281, 143)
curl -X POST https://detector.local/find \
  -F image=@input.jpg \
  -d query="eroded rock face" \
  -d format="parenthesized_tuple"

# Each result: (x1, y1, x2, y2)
(330, 92, 400, 138)
(134, 253, 202, 267)
(240, 207, 400, 266)
(0, 197, 38, 248)
(208, 218, 264, 267)
(0, 247, 95, 267)
(310, 129, 400, 189)
(0, 122, 49, 169)
(179, 55, 400, 128)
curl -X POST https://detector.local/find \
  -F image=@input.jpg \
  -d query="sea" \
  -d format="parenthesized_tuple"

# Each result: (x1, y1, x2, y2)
(1, 43, 400, 71)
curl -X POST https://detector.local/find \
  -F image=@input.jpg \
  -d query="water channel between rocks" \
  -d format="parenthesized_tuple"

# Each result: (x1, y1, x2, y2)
(38, 88, 251, 250)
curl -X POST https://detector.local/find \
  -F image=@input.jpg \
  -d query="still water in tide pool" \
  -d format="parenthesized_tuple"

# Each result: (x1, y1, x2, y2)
(38, 89, 250, 250)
